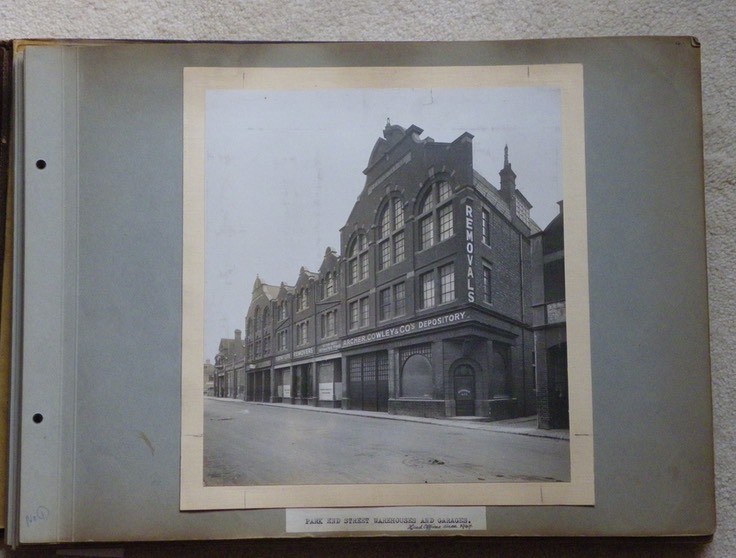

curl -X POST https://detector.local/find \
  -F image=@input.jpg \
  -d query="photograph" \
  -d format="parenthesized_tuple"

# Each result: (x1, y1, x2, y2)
(181, 64, 592, 509)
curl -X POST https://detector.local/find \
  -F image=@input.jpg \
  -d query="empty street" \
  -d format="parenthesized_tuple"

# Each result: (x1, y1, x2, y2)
(204, 398, 569, 486)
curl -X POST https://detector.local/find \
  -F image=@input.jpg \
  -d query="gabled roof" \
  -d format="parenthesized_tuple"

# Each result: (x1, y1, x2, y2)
(319, 247, 340, 274)
(251, 275, 280, 300)
(294, 266, 318, 288)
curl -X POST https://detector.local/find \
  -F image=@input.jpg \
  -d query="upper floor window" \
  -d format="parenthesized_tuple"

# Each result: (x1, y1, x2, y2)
(296, 287, 309, 312)
(482, 208, 491, 245)
(378, 281, 407, 321)
(296, 321, 309, 346)
(417, 181, 454, 251)
(439, 263, 455, 303)
(278, 300, 288, 321)
(262, 307, 270, 330)
(483, 263, 492, 304)
(348, 296, 370, 330)
(320, 310, 337, 338)
(277, 329, 288, 351)
(377, 197, 406, 271)
(438, 181, 452, 203)
(348, 234, 369, 284)
(419, 271, 436, 310)
(419, 263, 455, 309)
(322, 271, 337, 298)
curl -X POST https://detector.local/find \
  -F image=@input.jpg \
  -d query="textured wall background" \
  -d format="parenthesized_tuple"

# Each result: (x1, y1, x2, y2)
(1, 1, 733, 556)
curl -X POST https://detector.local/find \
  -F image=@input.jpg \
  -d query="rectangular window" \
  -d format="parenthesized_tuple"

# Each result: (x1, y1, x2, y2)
(359, 252, 369, 280)
(296, 322, 308, 346)
(379, 208, 391, 238)
(320, 312, 336, 338)
(360, 297, 370, 327)
(263, 336, 271, 355)
(482, 208, 491, 245)
(438, 204, 453, 241)
(393, 198, 404, 229)
(349, 258, 358, 284)
(483, 264, 492, 303)
(393, 282, 406, 316)
(439, 263, 455, 303)
(349, 300, 359, 330)
(420, 271, 435, 309)
(327, 311, 336, 337)
(323, 274, 336, 298)
(420, 215, 434, 250)
(378, 288, 391, 321)
(393, 231, 405, 263)
(277, 330, 287, 350)
(378, 240, 390, 270)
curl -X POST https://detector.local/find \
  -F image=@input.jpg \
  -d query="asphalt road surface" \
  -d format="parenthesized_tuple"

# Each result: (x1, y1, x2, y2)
(204, 398, 570, 486)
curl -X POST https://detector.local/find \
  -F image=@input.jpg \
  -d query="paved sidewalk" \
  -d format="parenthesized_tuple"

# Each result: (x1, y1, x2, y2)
(206, 397, 569, 441)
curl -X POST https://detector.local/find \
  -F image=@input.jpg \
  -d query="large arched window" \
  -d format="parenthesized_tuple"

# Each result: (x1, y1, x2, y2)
(401, 354, 433, 398)
(417, 181, 454, 251)
(347, 233, 368, 285)
(376, 196, 406, 271)
(262, 307, 270, 330)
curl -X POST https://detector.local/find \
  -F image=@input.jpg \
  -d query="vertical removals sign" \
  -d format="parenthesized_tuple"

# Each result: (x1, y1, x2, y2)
(465, 203, 475, 302)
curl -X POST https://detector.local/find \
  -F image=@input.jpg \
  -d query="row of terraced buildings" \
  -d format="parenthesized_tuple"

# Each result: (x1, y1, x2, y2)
(210, 122, 569, 429)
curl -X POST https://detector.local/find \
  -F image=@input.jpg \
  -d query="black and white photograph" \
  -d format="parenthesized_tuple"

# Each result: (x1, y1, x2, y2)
(181, 64, 593, 510)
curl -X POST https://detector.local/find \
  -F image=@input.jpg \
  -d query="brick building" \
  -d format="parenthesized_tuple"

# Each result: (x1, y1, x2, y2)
(214, 329, 245, 398)
(203, 359, 215, 396)
(220, 122, 567, 425)
(531, 202, 569, 428)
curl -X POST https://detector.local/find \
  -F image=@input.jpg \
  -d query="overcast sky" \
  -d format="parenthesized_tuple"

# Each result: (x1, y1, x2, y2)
(204, 86, 562, 359)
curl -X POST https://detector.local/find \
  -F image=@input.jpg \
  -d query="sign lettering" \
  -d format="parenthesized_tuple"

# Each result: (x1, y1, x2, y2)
(465, 204, 475, 302)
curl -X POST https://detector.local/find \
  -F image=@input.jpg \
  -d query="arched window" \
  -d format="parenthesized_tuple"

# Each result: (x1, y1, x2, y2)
(253, 308, 260, 334)
(417, 181, 454, 251)
(328, 271, 337, 296)
(347, 233, 368, 285)
(296, 287, 309, 311)
(262, 307, 270, 330)
(322, 271, 337, 298)
(376, 196, 406, 271)
(401, 354, 433, 398)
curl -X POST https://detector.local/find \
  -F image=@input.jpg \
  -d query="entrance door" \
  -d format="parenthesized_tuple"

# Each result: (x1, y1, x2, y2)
(454, 365, 475, 416)
(348, 353, 389, 412)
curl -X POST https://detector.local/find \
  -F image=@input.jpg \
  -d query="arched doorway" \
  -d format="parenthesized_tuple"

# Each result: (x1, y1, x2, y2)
(453, 364, 476, 416)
